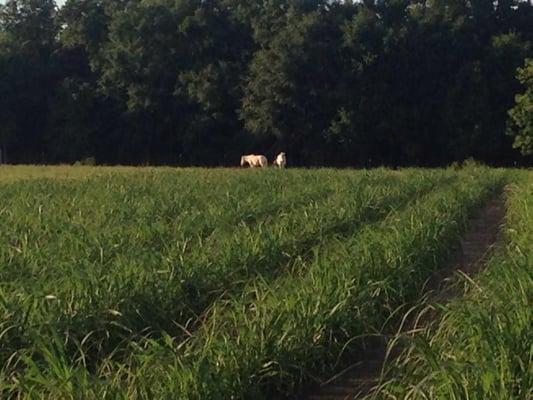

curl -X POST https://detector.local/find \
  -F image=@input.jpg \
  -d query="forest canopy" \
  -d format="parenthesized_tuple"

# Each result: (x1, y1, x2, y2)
(1, 0, 532, 166)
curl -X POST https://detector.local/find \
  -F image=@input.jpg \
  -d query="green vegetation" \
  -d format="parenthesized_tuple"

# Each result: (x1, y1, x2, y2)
(0, 165, 140, 183)
(369, 172, 533, 400)
(508, 59, 533, 156)
(1, 168, 448, 364)
(2, 166, 524, 399)
(1, 0, 532, 166)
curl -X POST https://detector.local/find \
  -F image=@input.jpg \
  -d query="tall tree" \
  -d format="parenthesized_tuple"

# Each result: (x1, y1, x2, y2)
(0, 0, 58, 163)
(1, 0, 532, 166)
(44, 0, 116, 163)
(241, 3, 347, 165)
(99, 0, 252, 164)
(508, 58, 533, 155)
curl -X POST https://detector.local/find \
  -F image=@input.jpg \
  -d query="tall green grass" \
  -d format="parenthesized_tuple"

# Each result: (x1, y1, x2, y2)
(371, 171, 532, 400)
(0, 169, 452, 370)
(0, 166, 512, 399)
(0, 165, 140, 182)
(105, 169, 504, 400)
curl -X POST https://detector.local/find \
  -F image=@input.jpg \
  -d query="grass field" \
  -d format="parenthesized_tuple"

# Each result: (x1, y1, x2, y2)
(0, 165, 137, 182)
(370, 171, 533, 400)
(0, 165, 530, 399)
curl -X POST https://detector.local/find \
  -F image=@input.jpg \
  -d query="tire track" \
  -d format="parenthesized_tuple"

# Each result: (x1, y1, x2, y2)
(302, 193, 506, 400)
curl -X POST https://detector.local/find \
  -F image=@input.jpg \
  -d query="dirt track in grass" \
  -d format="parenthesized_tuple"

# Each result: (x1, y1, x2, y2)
(302, 193, 506, 400)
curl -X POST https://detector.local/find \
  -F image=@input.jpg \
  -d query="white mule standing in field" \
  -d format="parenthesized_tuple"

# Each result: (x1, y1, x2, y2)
(240, 154, 268, 168)
(273, 152, 286, 168)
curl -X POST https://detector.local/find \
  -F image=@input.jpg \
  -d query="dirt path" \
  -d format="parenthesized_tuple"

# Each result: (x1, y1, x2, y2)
(302, 193, 506, 400)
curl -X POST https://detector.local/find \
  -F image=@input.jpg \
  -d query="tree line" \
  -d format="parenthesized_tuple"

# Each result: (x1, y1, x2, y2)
(1, 0, 532, 167)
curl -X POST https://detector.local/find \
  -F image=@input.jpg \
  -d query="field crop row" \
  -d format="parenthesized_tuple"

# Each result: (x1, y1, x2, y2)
(0, 167, 515, 399)
(0, 169, 454, 372)
(108, 169, 504, 399)
(371, 172, 532, 400)
(0, 167, 507, 399)
(0, 165, 141, 183)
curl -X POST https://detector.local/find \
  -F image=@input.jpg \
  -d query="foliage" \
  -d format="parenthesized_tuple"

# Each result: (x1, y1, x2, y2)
(0, 0, 533, 165)
(508, 58, 533, 155)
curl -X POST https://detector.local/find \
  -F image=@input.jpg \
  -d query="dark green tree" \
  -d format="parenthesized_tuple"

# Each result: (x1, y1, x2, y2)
(1, 0, 532, 166)
(241, 3, 347, 165)
(508, 58, 533, 155)
(99, 0, 252, 164)
(0, 0, 58, 163)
